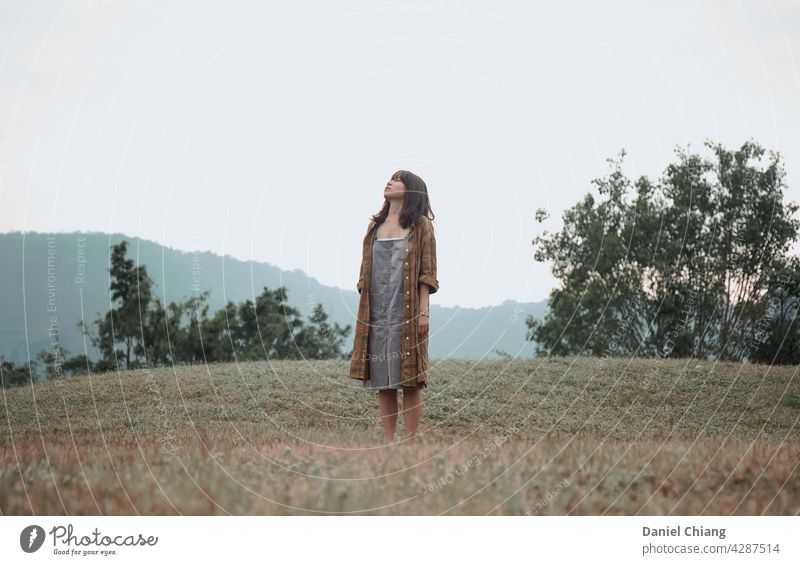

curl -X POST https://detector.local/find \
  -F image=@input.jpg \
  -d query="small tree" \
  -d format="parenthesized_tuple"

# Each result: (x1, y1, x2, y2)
(0, 356, 39, 388)
(295, 303, 352, 359)
(82, 241, 154, 370)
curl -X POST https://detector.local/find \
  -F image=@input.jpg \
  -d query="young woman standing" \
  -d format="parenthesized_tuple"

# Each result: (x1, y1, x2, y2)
(350, 170, 439, 441)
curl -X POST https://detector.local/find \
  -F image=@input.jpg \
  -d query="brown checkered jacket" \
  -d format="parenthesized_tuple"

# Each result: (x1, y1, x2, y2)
(349, 215, 439, 386)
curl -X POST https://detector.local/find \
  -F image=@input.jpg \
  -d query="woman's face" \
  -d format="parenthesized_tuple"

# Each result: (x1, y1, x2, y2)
(384, 175, 405, 201)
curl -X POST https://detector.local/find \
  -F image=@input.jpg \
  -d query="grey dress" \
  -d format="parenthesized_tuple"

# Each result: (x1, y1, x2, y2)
(363, 236, 408, 389)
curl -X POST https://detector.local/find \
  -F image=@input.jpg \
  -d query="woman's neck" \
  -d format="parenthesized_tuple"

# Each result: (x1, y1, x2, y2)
(387, 199, 403, 217)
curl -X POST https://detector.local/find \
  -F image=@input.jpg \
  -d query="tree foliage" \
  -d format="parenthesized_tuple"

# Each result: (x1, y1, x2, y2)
(75, 242, 352, 372)
(528, 140, 800, 363)
(0, 240, 353, 386)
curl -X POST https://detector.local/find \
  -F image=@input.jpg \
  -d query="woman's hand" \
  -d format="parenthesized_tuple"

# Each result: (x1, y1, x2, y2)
(418, 282, 431, 337)
(417, 313, 429, 337)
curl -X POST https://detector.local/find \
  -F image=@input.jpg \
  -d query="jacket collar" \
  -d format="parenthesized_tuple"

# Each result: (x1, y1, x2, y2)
(369, 216, 418, 236)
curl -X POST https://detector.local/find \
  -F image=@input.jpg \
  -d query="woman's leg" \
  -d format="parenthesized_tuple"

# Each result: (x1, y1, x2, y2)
(402, 387, 422, 439)
(377, 389, 399, 439)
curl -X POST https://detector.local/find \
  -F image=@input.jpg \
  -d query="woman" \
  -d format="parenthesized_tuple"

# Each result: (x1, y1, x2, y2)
(350, 170, 439, 441)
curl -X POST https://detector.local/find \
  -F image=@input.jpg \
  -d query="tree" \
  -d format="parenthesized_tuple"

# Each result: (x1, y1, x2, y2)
(82, 241, 154, 371)
(0, 356, 39, 388)
(528, 140, 800, 362)
(143, 291, 211, 365)
(198, 300, 239, 363)
(238, 287, 305, 359)
(68, 241, 354, 374)
(295, 303, 352, 359)
(36, 346, 90, 380)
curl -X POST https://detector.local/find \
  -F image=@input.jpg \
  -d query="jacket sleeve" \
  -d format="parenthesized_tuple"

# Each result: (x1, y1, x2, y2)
(357, 258, 364, 295)
(357, 220, 374, 295)
(417, 221, 439, 294)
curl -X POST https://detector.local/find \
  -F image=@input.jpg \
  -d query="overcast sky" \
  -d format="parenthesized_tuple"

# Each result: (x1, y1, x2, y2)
(1, 0, 798, 309)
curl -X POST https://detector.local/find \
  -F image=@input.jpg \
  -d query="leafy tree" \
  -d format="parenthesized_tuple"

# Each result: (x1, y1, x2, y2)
(178, 292, 211, 363)
(237, 287, 305, 359)
(36, 346, 90, 380)
(143, 291, 211, 365)
(295, 303, 352, 359)
(0, 357, 39, 388)
(746, 256, 800, 364)
(60, 242, 353, 376)
(528, 140, 800, 362)
(62, 353, 91, 377)
(198, 300, 239, 363)
(81, 241, 154, 370)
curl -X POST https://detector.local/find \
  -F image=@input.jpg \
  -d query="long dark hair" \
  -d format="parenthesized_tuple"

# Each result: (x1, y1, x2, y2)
(370, 170, 435, 228)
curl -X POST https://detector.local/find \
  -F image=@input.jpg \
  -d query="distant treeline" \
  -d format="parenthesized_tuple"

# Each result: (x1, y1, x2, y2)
(1, 240, 351, 388)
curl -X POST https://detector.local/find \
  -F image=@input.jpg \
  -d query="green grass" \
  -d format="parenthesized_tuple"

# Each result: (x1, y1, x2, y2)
(1, 356, 798, 515)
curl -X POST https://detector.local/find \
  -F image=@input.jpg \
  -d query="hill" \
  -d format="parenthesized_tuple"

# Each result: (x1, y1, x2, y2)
(1, 356, 798, 515)
(0, 231, 546, 365)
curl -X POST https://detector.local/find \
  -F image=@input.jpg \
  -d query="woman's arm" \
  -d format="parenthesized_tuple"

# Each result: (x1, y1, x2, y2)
(417, 220, 439, 295)
(357, 258, 364, 295)
(419, 283, 430, 313)
(417, 220, 438, 335)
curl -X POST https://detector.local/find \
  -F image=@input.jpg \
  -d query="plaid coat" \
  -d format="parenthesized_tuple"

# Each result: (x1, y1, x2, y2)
(349, 215, 439, 387)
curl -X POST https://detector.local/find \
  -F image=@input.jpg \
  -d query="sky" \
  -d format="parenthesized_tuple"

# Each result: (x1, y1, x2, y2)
(1, 0, 798, 309)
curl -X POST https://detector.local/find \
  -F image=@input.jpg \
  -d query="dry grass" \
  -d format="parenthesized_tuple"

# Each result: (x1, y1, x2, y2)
(1, 356, 798, 515)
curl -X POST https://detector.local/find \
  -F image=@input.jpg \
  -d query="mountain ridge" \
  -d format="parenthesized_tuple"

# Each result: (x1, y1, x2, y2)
(0, 230, 546, 364)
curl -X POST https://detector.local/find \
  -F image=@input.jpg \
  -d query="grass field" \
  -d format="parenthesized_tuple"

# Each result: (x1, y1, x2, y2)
(1, 356, 798, 515)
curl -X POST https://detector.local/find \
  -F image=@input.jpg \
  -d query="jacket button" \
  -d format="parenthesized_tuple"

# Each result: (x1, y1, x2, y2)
(406, 305, 410, 308)
(405, 261, 408, 265)
(406, 291, 409, 294)
(405, 336, 409, 340)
